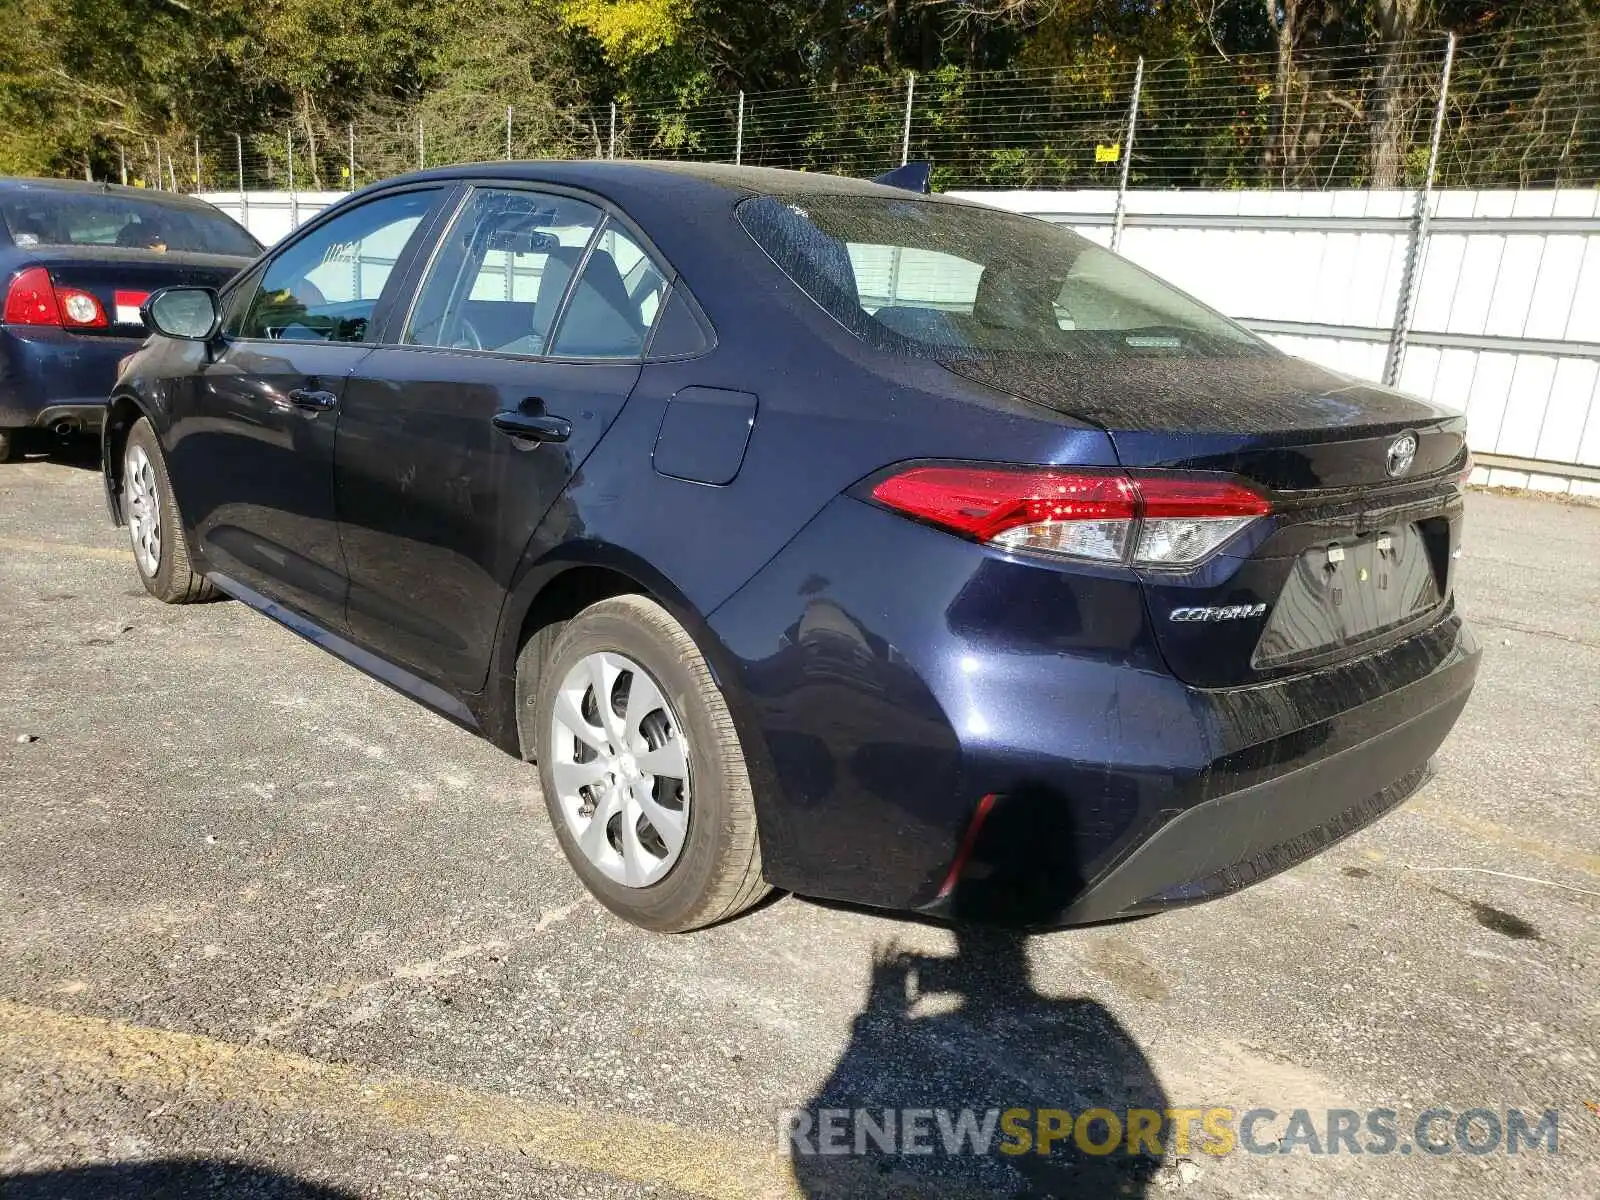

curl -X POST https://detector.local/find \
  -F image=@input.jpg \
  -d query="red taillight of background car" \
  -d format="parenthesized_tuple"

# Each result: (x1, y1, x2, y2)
(3, 266, 61, 326)
(56, 286, 107, 327)
(870, 464, 1271, 569)
(2, 268, 108, 328)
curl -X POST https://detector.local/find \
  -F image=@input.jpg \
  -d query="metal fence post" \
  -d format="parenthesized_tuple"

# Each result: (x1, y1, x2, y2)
(235, 134, 248, 226)
(506, 105, 514, 160)
(154, 142, 163, 190)
(609, 102, 617, 159)
(167, 155, 177, 192)
(1111, 57, 1145, 253)
(287, 127, 299, 229)
(119, 145, 128, 186)
(194, 135, 202, 191)
(901, 73, 915, 166)
(347, 123, 355, 189)
(1384, 32, 1455, 388)
(417, 116, 425, 170)
(735, 91, 745, 165)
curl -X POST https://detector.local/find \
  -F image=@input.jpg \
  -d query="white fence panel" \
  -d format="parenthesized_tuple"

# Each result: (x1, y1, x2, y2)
(955, 188, 1600, 495)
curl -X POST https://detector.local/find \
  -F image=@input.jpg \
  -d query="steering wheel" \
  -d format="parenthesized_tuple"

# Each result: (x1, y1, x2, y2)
(451, 316, 485, 352)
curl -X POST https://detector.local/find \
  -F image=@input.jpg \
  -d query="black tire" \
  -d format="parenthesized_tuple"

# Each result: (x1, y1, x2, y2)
(124, 417, 216, 604)
(0, 430, 17, 464)
(523, 594, 769, 932)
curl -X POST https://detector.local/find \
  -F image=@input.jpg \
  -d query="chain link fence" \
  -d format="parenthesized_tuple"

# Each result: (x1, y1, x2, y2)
(115, 23, 1600, 197)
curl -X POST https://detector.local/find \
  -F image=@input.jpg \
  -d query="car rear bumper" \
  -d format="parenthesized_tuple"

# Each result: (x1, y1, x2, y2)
(0, 326, 144, 429)
(926, 625, 1476, 927)
(707, 495, 1480, 926)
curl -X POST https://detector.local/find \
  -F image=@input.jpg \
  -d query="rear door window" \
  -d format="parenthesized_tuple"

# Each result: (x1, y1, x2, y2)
(1, 191, 260, 256)
(405, 189, 605, 356)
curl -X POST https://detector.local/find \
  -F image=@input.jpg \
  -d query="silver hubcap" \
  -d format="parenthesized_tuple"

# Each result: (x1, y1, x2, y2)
(125, 444, 161, 577)
(549, 652, 690, 888)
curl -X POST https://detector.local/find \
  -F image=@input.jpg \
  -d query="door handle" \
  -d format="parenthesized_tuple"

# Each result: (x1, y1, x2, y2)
(491, 411, 571, 445)
(288, 387, 338, 412)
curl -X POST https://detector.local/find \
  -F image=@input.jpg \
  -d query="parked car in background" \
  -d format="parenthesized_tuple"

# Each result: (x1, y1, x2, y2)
(0, 179, 259, 462)
(103, 161, 1478, 933)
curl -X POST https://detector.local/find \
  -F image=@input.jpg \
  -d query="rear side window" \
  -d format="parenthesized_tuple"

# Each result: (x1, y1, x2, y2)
(736, 193, 1263, 359)
(406, 189, 605, 355)
(0, 191, 259, 256)
(548, 223, 666, 359)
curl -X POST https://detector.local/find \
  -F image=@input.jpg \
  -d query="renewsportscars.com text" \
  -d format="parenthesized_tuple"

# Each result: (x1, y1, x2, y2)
(782, 1106, 1562, 1158)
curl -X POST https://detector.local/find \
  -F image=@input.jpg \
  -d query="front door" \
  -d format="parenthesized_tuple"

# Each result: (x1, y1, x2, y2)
(165, 187, 446, 631)
(335, 187, 667, 692)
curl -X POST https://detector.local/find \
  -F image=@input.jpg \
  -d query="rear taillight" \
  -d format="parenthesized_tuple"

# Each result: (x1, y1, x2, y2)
(870, 465, 1271, 569)
(56, 287, 107, 327)
(3, 266, 60, 326)
(1459, 449, 1475, 484)
(2, 268, 108, 328)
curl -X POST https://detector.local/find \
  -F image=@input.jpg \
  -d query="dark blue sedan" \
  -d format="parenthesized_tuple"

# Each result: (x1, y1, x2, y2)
(102, 162, 1478, 932)
(0, 179, 258, 462)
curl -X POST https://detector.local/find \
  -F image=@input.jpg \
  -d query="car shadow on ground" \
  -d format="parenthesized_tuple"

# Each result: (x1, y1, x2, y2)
(789, 786, 1171, 1199)
(0, 1159, 357, 1198)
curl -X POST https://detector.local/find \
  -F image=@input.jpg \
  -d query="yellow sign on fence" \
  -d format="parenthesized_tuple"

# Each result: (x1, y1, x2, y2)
(1095, 143, 1121, 163)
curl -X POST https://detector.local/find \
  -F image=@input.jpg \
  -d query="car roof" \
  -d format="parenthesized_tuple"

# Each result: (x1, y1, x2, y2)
(0, 177, 234, 217)
(364, 159, 982, 209)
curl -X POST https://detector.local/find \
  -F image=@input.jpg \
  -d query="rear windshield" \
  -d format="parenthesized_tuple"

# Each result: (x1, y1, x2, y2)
(736, 193, 1266, 359)
(1, 191, 260, 256)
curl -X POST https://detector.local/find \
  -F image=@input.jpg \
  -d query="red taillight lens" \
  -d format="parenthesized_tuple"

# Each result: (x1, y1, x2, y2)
(3, 266, 61, 326)
(870, 466, 1138, 540)
(870, 464, 1270, 569)
(1134, 477, 1272, 519)
(56, 287, 107, 328)
(1459, 449, 1475, 483)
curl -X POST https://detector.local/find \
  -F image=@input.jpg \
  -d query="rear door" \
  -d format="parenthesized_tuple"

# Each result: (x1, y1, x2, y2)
(165, 187, 447, 632)
(335, 186, 665, 692)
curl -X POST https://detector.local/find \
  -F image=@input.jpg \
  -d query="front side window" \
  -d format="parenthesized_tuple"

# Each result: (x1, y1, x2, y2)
(237, 189, 438, 343)
(406, 189, 605, 356)
(737, 193, 1265, 359)
(221, 263, 268, 337)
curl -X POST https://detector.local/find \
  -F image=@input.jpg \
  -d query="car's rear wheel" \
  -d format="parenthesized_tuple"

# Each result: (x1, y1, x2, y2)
(524, 594, 769, 932)
(124, 417, 215, 604)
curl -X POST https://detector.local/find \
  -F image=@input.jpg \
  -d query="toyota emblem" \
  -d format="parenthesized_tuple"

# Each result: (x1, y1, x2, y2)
(1386, 433, 1418, 478)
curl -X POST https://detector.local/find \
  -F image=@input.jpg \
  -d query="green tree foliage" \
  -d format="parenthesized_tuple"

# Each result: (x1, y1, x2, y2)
(2, 0, 1598, 187)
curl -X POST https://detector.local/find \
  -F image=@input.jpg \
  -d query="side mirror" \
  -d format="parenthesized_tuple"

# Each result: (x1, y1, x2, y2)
(143, 287, 221, 341)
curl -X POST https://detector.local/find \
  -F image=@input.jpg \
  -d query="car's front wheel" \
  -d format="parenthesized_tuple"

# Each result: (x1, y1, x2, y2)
(124, 417, 215, 604)
(523, 595, 769, 932)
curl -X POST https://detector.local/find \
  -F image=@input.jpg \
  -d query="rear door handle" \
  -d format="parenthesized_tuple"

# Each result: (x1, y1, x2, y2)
(288, 387, 338, 412)
(491, 411, 571, 445)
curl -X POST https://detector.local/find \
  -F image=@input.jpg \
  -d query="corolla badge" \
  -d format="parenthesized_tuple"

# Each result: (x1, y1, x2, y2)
(1386, 432, 1419, 478)
(1170, 603, 1269, 622)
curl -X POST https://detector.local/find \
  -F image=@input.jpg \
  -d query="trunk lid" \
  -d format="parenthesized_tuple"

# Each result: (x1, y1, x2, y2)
(942, 351, 1468, 687)
(31, 247, 250, 336)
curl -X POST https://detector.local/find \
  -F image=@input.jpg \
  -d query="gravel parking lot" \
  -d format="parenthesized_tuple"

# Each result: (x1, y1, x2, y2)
(1, 456, 1596, 1199)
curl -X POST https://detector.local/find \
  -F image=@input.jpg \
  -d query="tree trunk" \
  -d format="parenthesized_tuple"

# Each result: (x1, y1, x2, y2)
(1263, 0, 1299, 185)
(1368, 0, 1421, 188)
(299, 91, 323, 191)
